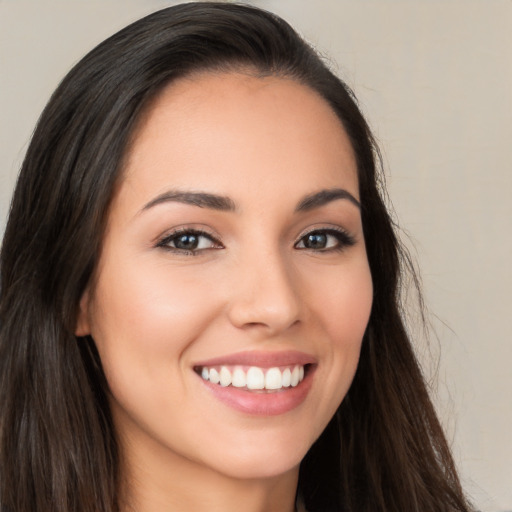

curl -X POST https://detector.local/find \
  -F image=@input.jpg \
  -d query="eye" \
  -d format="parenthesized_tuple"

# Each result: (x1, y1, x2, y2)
(295, 228, 355, 252)
(157, 229, 222, 254)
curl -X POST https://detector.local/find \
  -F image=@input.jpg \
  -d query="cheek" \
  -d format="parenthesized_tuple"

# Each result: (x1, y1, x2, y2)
(310, 257, 373, 346)
(87, 258, 226, 426)
(87, 257, 226, 408)
(91, 258, 222, 353)
(305, 257, 372, 402)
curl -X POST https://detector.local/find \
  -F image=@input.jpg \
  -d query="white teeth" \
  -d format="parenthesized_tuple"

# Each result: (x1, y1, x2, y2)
(265, 367, 282, 390)
(246, 367, 265, 390)
(219, 366, 231, 387)
(290, 366, 300, 387)
(199, 364, 307, 391)
(282, 368, 291, 387)
(209, 368, 220, 384)
(231, 367, 247, 388)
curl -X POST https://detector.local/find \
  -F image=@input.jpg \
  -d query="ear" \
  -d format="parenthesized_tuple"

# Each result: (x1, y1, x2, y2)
(75, 288, 92, 336)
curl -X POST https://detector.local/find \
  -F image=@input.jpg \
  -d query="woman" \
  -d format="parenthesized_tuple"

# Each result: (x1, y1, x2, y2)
(0, 3, 473, 511)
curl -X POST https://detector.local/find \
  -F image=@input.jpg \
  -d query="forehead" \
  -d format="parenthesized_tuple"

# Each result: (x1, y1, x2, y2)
(120, 71, 358, 208)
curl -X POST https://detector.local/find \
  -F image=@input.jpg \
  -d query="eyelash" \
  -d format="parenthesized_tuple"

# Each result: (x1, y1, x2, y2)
(294, 227, 356, 252)
(156, 228, 222, 256)
(156, 227, 356, 255)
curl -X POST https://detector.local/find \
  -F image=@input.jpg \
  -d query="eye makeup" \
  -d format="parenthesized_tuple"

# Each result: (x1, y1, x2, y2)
(294, 227, 356, 252)
(156, 228, 223, 255)
(155, 224, 356, 256)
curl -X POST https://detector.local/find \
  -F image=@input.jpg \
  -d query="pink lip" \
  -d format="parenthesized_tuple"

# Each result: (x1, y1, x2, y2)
(193, 350, 317, 416)
(202, 377, 314, 415)
(193, 350, 317, 369)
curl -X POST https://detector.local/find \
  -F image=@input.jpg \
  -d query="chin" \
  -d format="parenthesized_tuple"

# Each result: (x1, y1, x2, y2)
(211, 454, 303, 481)
(196, 431, 313, 481)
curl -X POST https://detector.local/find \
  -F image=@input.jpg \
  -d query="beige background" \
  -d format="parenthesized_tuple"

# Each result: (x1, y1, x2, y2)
(1, 1, 511, 510)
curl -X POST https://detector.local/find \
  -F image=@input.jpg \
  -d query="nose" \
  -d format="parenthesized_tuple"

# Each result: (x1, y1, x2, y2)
(226, 249, 302, 335)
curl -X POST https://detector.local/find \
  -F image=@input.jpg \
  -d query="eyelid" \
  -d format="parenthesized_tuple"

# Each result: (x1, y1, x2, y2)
(155, 227, 223, 253)
(295, 224, 353, 240)
(294, 225, 356, 251)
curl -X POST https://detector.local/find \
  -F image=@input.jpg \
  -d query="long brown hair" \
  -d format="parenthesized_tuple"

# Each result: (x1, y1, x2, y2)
(0, 3, 472, 511)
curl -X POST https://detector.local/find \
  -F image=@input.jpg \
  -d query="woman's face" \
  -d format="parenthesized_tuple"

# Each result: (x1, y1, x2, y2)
(77, 72, 373, 482)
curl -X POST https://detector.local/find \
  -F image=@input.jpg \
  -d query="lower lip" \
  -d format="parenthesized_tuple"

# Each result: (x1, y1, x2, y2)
(198, 368, 315, 416)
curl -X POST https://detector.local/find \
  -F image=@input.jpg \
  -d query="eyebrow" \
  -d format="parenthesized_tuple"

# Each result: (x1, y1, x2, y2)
(141, 187, 360, 214)
(142, 191, 236, 212)
(295, 188, 360, 211)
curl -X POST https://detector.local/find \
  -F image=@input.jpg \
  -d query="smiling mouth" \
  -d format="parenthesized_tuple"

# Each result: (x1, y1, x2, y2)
(194, 364, 312, 392)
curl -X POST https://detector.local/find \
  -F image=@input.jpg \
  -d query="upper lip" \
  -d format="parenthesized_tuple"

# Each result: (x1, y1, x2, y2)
(193, 350, 317, 368)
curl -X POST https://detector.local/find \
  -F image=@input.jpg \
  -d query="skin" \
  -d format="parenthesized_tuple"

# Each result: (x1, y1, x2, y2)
(76, 72, 373, 512)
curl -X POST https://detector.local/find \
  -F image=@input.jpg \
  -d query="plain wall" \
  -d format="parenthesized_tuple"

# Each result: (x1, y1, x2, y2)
(1, 1, 511, 510)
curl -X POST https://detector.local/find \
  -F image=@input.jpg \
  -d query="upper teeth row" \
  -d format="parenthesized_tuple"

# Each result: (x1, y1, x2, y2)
(200, 365, 305, 390)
